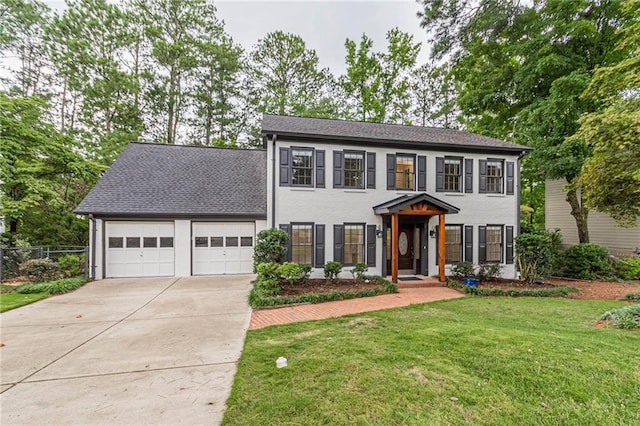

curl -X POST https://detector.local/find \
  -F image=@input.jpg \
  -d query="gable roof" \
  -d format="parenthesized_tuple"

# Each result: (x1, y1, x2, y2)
(262, 114, 530, 153)
(373, 193, 460, 215)
(75, 143, 267, 218)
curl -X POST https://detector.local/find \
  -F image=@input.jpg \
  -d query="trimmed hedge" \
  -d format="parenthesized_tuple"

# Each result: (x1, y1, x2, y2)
(447, 279, 578, 298)
(249, 276, 398, 309)
(16, 276, 89, 295)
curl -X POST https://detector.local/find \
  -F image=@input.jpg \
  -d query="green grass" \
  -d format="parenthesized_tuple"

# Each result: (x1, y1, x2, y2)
(0, 292, 49, 312)
(223, 298, 640, 425)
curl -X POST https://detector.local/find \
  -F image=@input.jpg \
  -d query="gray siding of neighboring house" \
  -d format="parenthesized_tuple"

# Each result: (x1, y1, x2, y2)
(545, 179, 640, 256)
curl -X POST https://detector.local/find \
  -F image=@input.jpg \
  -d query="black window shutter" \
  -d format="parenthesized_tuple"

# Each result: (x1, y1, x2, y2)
(315, 224, 325, 267)
(506, 161, 515, 195)
(366, 152, 376, 189)
(279, 148, 290, 186)
(333, 225, 344, 264)
(366, 225, 376, 267)
(464, 225, 473, 263)
(279, 224, 291, 261)
(417, 155, 427, 191)
(479, 160, 487, 193)
(386, 154, 396, 190)
(435, 157, 444, 192)
(333, 151, 344, 188)
(316, 150, 325, 188)
(505, 226, 514, 264)
(465, 159, 473, 193)
(478, 226, 487, 262)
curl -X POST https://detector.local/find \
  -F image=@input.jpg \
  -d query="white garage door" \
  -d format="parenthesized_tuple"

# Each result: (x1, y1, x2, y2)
(192, 222, 254, 275)
(105, 222, 175, 278)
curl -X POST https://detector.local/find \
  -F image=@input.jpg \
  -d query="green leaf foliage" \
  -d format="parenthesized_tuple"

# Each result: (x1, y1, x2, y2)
(555, 243, 614, 280)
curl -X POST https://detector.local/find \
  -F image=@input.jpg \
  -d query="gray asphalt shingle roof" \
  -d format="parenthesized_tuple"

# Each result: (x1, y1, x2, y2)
(262, 114, 530, 152)
(75, 143, 267, 217)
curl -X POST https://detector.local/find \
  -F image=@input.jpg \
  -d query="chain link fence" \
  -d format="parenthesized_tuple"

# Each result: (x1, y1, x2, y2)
(0, 246, 89, 282)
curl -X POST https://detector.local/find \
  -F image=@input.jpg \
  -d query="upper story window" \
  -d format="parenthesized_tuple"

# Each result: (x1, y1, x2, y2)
(395, 155, 415, 190)
(344, 152, 364, 188)
(444, 158, 462, 192)
(486, 160, 503, 193)
(291, 149, 313, 186)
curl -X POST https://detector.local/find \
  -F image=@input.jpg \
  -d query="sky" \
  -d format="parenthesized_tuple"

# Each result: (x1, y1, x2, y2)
(215, 0, 432, 74)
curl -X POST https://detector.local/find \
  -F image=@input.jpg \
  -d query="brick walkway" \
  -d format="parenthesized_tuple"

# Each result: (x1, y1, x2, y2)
(249, 287, 464, 329)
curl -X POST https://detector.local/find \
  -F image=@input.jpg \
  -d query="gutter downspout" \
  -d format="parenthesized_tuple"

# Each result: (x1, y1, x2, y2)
(89, 214, 97, 280)
(271, 134, 277, 228)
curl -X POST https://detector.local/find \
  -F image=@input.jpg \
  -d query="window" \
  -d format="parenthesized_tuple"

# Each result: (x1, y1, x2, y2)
(143, 237, 157, 248)
(195, 237, 208, 247)
(226, 237, 238, 247)
(486, 160, 503, 193)
(291, 149, 313, 186)
(344, 152, 364, 188)
(291, 224, 313, 264)
(108, 237, 123, 248)
(444, 158, 462, 192)
(344, 224, 365, 265)
(210, 237, 224, 247)
(445, 225, 462, 264)
(126, 237, 140, 248)
(395, 155, 415, 190)
(241, 237, 253, 247)
(486, 226, 502, 262)
(159, 237, 173, 248)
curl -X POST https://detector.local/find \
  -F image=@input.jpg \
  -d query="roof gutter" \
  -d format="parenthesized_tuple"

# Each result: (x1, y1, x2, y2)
(89, 214, 96, 280)
(271, 133, 277, 228)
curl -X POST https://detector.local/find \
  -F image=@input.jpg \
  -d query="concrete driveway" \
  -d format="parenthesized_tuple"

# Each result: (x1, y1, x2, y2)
(0, 275, 253, 425)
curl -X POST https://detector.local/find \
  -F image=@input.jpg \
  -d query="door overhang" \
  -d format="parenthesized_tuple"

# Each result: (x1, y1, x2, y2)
(373, 193, 459, 283)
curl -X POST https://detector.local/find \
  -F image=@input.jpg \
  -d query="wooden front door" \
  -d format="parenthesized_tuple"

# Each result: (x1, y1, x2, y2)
(398, 226, 414, 270)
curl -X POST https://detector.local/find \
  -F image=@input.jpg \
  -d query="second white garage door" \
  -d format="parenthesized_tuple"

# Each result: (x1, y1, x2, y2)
(192, 222, 255, 275)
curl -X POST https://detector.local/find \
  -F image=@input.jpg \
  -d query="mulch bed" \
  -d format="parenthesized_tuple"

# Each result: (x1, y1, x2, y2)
(462, 278, 640, 300)
(278, 278, 383, 297)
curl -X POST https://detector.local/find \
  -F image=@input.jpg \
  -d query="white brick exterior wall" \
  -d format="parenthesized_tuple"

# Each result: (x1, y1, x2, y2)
(268, 138, 521, 279)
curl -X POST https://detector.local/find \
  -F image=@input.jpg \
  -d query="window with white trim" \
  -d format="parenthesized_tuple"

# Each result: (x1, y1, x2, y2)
(344, 152, 365, 188)
(486, 160, 503, 193)
(445, 225, 462, 264)
(291, 149, 313, 186)
(444, 158, 462, 192)
(395, 155, 415, 190)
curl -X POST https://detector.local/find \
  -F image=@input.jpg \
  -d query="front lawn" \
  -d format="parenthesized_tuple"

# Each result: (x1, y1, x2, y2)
(224, 298, 640, 425)
(0, 292, 49, 312)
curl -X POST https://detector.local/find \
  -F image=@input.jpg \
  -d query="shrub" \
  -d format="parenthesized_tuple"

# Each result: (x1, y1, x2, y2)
(253, 228, 289, 270)
(451, 261, 475, 278)
(614, 257, 640, 280)
(18, 258, 61, 282)
(476, 263, 503, 282)
(599, 304, 640, 329)
(16, 276, 88, 294)
(555, 243, 613, 279)
(350, 262, 368, 280)
(324, 261, 343, 281)
(621, 291, 640, 302)
(515, 231, 557, 283)
(277, 262, 310, 285)
(256, 262, 280, 280)
(446, 279, 578, 298)
(58, 254, 82, 277)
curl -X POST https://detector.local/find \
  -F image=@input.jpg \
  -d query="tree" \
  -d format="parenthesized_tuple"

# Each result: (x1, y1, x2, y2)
(0, 0, 52, 97)
(0, 94, 103, 245)
(130, 0, 222, 144)
(418, 0, 632, 242)
(340, 28, 420, 123)
(189, 33, 245, 146)
(409, 62, 459, 128)
(248, 30, 334, 117)
(574, 0, 640, 227)
(45, 0, 143, 164)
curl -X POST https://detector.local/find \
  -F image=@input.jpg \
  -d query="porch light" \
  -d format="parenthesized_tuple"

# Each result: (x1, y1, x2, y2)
(429, 226, 436, 238)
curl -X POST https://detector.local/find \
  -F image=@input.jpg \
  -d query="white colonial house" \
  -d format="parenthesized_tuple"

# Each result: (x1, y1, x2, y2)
(76, 114, 530, 282)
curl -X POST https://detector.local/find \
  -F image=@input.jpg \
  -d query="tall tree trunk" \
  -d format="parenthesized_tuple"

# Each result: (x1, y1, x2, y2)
(566, 185, 589, 243)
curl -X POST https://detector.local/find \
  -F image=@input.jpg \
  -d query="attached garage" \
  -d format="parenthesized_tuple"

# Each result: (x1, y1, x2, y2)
(105, 221, 175, 278)
(192, 222, 254, 275)
(75, 143, 267, 280)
